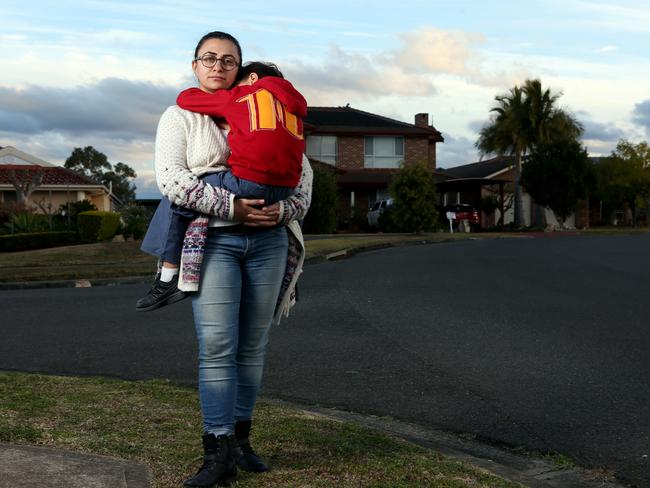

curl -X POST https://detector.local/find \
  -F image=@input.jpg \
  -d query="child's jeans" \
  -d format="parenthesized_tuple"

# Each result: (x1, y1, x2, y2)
(140, 171, 294, 265)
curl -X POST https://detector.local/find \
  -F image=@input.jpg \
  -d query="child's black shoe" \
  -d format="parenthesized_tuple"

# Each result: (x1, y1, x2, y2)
(135, 274, 187, 312)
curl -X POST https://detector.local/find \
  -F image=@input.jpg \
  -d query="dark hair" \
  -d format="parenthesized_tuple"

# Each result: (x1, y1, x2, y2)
(194, 31, 242, 65)
(236, 62, 284, 83)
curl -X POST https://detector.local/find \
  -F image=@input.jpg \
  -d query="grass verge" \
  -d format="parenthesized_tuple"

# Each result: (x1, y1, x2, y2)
(0, 372, 523, 488)
(0, 234, 499, 283)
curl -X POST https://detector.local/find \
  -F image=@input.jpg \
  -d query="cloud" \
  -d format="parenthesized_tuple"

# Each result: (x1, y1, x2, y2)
(284, 27, 526, 104)
(632, 99, 650, 136)
(436, 133, 479, 168)
(577, 113, 625, 143)
(572, 1, 650, 33)
(596, 45, 617, 53)
(391, 29, 485, 76)
(0, 78, 179, 139)
(285, 44, 436, 102)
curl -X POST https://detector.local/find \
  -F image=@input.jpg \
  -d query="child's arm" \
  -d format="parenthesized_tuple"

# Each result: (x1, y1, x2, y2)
(176, 88, 233, 117)
(257, 78, 307, 117)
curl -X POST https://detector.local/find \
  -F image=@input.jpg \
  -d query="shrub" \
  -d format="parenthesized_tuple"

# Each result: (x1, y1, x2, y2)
(119, 202, 150, 240)
(58, 200, 98, 231)
(0, 231, 78, 253)
(302, 165, 338, 234)
(78, 211, 121, 242)
(3, 211, 49, 234)
(389, 161, 438, 233)
(378, 206, 408, 233)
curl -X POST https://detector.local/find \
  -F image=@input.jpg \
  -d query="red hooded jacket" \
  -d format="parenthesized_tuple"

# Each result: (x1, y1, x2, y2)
(177, 77, 306, 187)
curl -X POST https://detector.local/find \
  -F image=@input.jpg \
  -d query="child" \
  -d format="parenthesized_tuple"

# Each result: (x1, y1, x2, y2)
(136, 62, 306, 312)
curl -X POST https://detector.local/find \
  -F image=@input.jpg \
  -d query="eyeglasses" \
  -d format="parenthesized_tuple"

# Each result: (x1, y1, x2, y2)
(194, 53, 239, 71)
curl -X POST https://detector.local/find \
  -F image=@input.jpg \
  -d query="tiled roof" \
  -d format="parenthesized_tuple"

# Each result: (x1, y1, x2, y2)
(336, 168, 453, 187)
(440, 156, 515, 179)
(306, 106, 444, 141)
(0, 165, 101, 186)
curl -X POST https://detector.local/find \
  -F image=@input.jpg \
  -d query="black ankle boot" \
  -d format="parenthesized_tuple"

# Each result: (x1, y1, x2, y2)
(184, 434, 237, 487)
(234, 420, 268, 473)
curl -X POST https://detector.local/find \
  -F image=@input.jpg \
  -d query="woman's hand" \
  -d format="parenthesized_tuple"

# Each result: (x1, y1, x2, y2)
(233, 199, 280, 227)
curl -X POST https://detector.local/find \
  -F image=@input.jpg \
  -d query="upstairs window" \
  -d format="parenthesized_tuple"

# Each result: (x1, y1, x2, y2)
(364, 136, 404, 168)
(306, 135, 337, 165)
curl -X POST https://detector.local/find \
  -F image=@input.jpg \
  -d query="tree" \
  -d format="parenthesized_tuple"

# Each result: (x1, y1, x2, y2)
(103, 162, 137, 203)
(476, 79, 583, 228)
(388, 161, 438, 234)
(302, 165, 338, 234)
(594, 140, 650, 226)
(64, 146, 111, 181)
(120, 202, 149, 239)
(520, 140, 595, 228)
(64, 146, 137, 203)
(7, 168, 43, 204)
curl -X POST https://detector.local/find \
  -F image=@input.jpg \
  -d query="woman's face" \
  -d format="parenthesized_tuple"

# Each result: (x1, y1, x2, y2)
(192, 38, 240, 93)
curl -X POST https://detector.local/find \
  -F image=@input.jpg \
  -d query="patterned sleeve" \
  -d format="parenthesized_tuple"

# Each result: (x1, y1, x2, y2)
(154, 107, 235, 220)
(278, 155, 313, 225)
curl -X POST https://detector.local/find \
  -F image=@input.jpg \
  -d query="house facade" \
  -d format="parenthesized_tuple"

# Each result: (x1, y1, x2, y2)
(304, 106, 446, 216)
(441, 156, 590, 229)
(0, 146, 117, 212)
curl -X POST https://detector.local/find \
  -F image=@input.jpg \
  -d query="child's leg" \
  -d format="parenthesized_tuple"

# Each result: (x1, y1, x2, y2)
(207, 171, 294, 206)
(159, 205, 195, 280)
(135, 202, 193, 311)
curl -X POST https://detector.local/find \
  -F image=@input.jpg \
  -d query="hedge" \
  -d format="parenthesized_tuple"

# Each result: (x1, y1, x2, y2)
(78, 211, 121, 242)
(0, 231, 79, 253)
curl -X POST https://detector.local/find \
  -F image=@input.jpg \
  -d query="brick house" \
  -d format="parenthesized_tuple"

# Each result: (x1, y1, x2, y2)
(0, 146, 118, 212)
(304, 106, 446, 217)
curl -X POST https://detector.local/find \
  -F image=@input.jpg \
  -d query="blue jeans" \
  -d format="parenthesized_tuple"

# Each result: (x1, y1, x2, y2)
(192, 226, 288, 436)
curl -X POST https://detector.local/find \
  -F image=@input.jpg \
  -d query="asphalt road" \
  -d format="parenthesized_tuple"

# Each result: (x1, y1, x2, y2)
(1, 234, 649, 487)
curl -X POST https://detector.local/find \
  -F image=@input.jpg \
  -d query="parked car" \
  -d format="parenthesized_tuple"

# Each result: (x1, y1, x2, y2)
(367, 198, 393, 227)
(439, 203, 480, 230)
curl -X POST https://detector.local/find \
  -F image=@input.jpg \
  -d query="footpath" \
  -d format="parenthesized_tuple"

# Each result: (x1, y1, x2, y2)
(0, 233, 631, 487)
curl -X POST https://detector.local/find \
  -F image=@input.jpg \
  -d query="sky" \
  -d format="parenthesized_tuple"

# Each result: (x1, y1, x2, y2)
(1, 0, 649, 198)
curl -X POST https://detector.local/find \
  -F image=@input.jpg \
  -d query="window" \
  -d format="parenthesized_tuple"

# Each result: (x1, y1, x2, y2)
(364, 136, 404, 168)
(2, 191, 17, 203)
(306, 135, 337, 165)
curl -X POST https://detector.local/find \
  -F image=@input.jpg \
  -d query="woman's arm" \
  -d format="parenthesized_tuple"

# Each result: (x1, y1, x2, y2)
(277, 155, 313, 225)
(154, 107, 235, 220)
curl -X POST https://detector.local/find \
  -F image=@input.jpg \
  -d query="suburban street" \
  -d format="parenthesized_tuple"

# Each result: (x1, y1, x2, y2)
(1, 234, 649, 487)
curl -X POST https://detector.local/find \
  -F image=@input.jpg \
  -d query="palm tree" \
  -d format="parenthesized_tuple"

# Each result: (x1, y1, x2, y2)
(476, 79, 583, 228)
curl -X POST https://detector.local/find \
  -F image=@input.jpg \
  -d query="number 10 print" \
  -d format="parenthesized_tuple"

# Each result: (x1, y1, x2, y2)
(237, 89, 304, 140)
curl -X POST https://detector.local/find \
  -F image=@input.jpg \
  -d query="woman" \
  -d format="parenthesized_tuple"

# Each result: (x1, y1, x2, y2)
(152, 31, 312, 487)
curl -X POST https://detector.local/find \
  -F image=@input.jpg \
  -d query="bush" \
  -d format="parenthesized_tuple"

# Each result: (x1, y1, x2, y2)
(58, 200, 97, 231)
(119, 202, 150, 240)
(389, 161, 438, 233)
(0, 231, 78, 253)
(78, 211, 121, 242)
(378, 206, 407, 233)
(3, 211, 49, 234)
(302, 165, 338, 234)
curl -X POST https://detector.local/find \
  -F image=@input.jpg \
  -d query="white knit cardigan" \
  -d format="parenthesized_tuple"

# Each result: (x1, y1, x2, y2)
(154, 106, 313, 323)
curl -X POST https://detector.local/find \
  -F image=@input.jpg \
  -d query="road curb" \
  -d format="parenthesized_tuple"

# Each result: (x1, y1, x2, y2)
(2, 238, 450, 290)
(0, 276, 152, 291)
(264, 398, 628, 488)
(1, 236, 506, 291)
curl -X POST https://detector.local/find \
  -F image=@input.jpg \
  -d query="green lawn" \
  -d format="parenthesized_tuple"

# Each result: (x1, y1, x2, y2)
(0, 372, 524, 488)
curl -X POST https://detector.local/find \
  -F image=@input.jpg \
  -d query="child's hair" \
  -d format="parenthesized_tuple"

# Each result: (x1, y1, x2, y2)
(236, 62, 284, 83)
